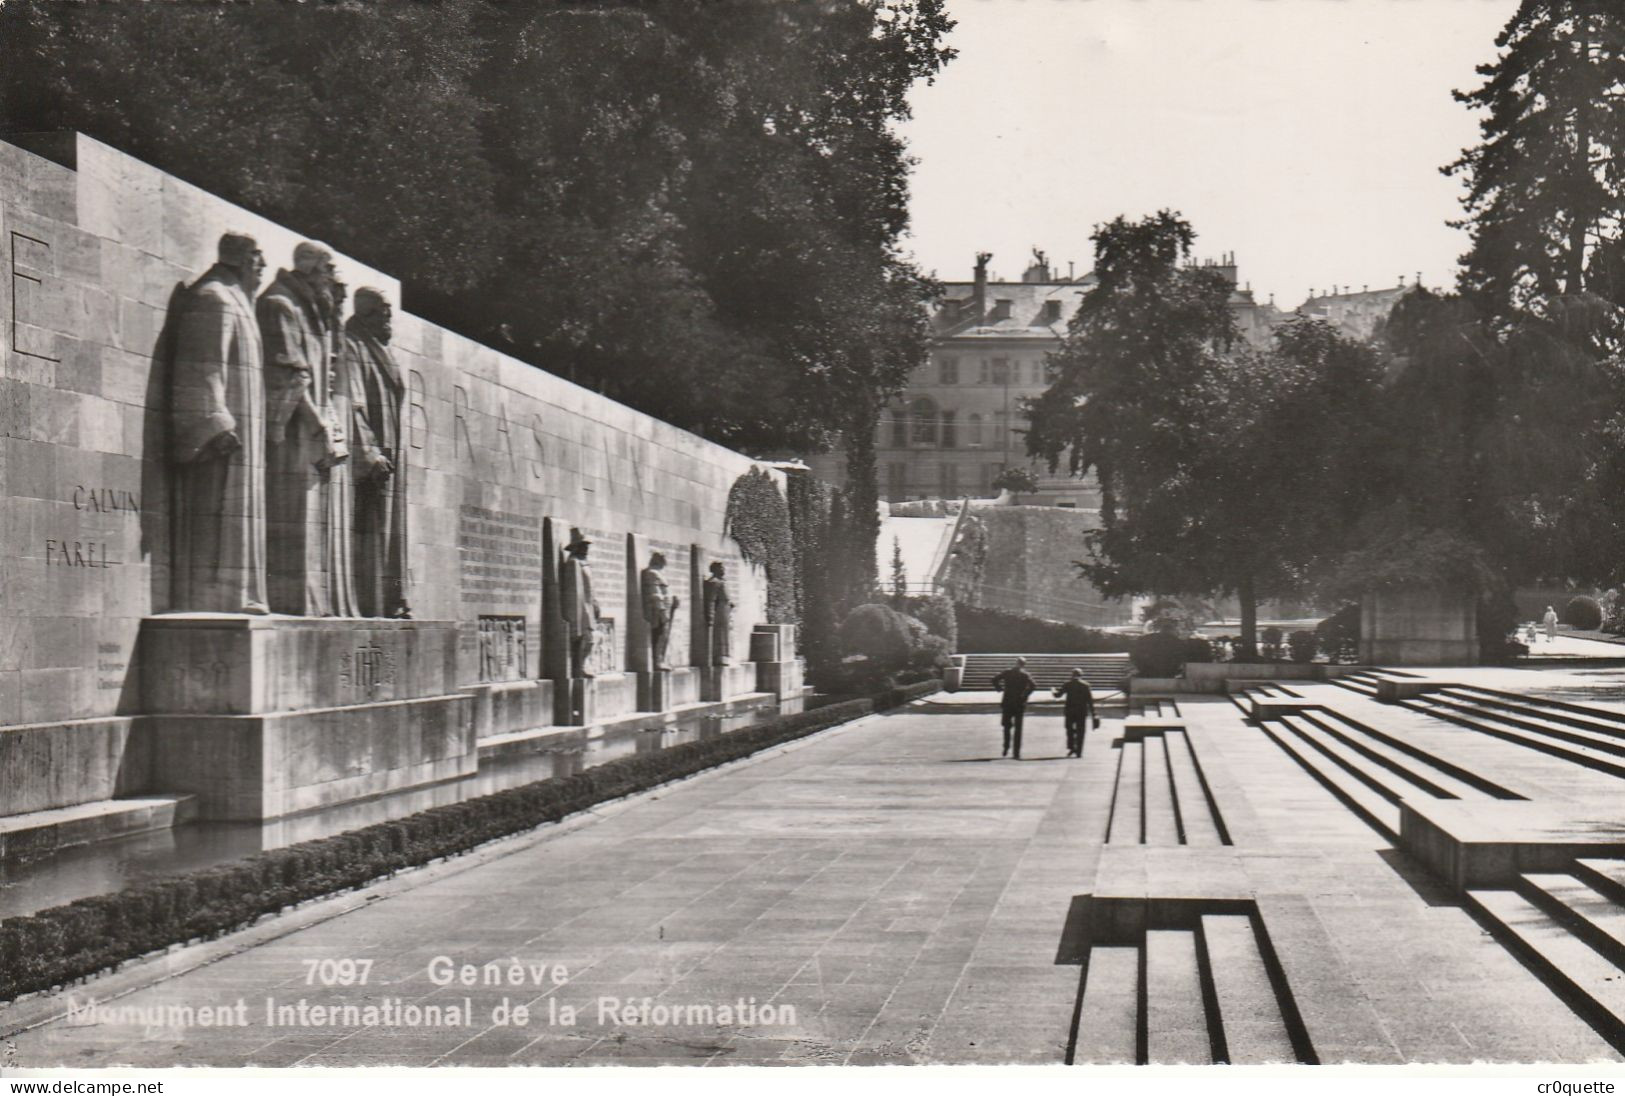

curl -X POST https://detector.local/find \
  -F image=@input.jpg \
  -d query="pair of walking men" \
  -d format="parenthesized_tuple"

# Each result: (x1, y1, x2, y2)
(990, 657, 1098, 760)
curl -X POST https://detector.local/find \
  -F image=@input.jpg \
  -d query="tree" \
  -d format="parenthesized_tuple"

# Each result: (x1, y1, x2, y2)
(890, 535, 909, 602)
(1445, 2, 1625, 316)
(0, 0, 954, 456)
(1027, 213, 1385, 655)
(990, 466, 1039, 497)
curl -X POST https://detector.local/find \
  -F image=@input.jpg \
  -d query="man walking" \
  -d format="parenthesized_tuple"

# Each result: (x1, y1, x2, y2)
(1054, 668, 1099, 758)
(991, 656, 1038, 760)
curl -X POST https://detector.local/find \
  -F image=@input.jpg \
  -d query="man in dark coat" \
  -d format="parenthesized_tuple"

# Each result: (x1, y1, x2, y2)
(1053, 668, 1099, 758)
(991, 656, 1037, 760)
(345, 287, 410, 619)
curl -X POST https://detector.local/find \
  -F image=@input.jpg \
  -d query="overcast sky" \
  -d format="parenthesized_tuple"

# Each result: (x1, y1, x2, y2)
(901, 0, 1518, 307)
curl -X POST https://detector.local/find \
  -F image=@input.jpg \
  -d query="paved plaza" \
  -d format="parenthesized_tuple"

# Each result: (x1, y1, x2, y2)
(6, 678, 1625, 1067)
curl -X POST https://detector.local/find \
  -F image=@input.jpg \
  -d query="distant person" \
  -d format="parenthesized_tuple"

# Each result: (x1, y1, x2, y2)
(1544, 605, 1559, 642)
(991, 656, 1037, 760)
(1053, 668, 1099, 758)
(1524, 621, 1539, 646)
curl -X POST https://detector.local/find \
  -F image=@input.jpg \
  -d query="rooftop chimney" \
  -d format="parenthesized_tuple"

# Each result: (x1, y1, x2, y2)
(974, 252, 992, 322)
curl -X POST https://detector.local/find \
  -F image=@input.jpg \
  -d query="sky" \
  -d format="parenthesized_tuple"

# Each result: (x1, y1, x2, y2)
(901, 0, 1519, 307)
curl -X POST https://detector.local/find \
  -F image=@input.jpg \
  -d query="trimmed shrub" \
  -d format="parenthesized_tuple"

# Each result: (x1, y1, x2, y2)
(902, 594, 958, 652)
(1565, 595, 1603, 632)
(1288, 629, 1317, 663)
(838, 603, 917, 664)
(1182, 636, 1215, 666)
(1260, 625, 1285, 661)
(1131, 632, 1187, 678)
(1316, 604, 1360, 663)
(0, 680, 940, 1004)
(955, 604, 1132, 654)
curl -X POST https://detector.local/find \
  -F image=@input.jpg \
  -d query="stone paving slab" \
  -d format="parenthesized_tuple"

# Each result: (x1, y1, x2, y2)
(5, 691, 1624, 1067)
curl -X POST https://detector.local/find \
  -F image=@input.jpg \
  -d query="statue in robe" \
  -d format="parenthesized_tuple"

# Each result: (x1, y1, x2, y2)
(641, 551, 679, 671)
(344, 287, 410, 618)
(560, 528, 601, 678)
(258, 241, 357, 616)
(703, 561, 733, 666)
(168, 232, 270, 614)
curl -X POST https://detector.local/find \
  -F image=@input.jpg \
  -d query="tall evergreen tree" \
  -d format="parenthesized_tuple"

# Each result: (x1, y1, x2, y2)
(1445, 1, 1625, 316)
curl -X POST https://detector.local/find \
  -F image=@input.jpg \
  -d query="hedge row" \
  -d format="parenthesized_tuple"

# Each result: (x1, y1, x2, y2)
(0, 680, 940, 1004)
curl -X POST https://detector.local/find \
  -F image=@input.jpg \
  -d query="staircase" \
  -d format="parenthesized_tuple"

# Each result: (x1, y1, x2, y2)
(958, 652, 1133, 694)
(1326, 667, 1421, 698)
(1400, 685, 1625, 779)
(1238, 688, 1521, 841)
(1467, 859, 1625, 1048)
(1105, 721, 1228, 846)
(1072, 912, 1311, 1063)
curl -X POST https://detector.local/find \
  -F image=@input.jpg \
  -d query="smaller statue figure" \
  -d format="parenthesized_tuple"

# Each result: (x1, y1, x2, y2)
(703, 560, 733, 666)
(641, 551, 679, 671)
(559, 528, 601, 678)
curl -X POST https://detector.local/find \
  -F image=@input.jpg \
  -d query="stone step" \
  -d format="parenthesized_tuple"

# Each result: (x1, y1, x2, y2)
(1296, 710, 1492, 801)
(1403, 699, 1625, 780)
(1145, 929, 1212, 1064)
(1201, 915, 1297, 1063)
(1261, 718, 1401, 838)
(1431, 693, 1625, 758)
(1329, 675, 1380, 697)
(1143, 736, 1182, 845)
(1520, 873, 1625, 968)
(1454, 684, 1625, 730)
(1109, 739, 1145, 844)
(1307, 707, 1523, 800)
(1467, 888, 1625, 1045)
(1576, 860, 1625, 907)
(1165, 729, 1225, 846)
(1073, 946, 1139, 1064)
(1276, 714, 1428, 804)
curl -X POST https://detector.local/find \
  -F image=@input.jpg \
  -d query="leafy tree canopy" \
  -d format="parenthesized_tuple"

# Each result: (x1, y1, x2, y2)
(0, 0, 954, 454)
(1445, 1, 1625, 319)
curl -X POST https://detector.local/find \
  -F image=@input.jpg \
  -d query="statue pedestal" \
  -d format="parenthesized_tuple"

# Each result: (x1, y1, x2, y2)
(700, 662, 757, 702)
(639, 670, 670, 713)
(755, 658, 804, 699)
(137, 615, 472, 821)
(638, 668, 701, 712)
(558, 673, 640, 725)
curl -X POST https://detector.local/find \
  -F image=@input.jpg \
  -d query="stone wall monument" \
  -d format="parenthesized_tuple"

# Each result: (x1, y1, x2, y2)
(344, 287, 410, 619)
(168, 232, 270, 615)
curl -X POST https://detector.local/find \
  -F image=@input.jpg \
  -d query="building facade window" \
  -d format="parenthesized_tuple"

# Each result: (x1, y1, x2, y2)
(965, 413, 983, 448)
(910, 396, 938, 448)
(889, 403, 908, 449)
(978, 358, 990, 384)
(941, 409, 957, 449)
(939, 356, 959, 385)
(888, 462, 907, 500)
(992, 358, 1010, 385)
(943, 462, 959, 498)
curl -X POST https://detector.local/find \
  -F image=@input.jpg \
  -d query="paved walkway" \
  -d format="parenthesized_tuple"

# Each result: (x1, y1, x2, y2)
(3, 691, 1619, 1066)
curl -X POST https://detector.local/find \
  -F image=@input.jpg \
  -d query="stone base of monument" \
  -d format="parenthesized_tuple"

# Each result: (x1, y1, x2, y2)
(139, 695, 475, 820)
(1360, 589, 1479, 666)
(701, 662, 758, 702)
(469, 679, 556, 741)
(2, 716, 150, 818)
(136, 615, 475, 821)
(559, 672, 640, 725)
(638, 668, 701, 712)
(0, 794, 198, 863)
(754, 658, 804, 699)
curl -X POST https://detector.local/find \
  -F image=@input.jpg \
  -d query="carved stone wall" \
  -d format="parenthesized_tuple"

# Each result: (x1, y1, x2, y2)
(0, 133, 775, 735)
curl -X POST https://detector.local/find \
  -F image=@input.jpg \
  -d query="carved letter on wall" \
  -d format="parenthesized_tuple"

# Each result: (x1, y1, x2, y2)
(10, 231, 59, 362)
(408, 369, 427, 451)
(453, 384, 474, 459)
(530, 413, 546, 480)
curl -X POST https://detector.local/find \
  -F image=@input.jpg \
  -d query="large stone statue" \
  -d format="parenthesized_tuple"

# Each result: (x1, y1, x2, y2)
(344, 287, 410, 619)
(560, 528, 601, 677)
(169, 233, 270, 614)
(258, 242, 357, 616)
(703, 560, 732, 666)
(641, 551, 679, 671)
